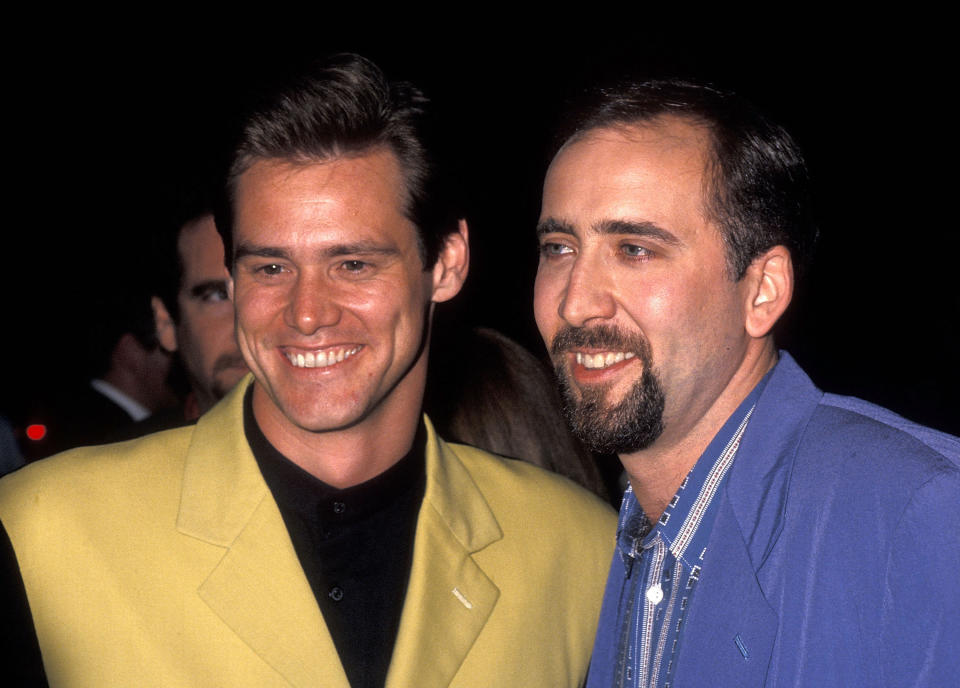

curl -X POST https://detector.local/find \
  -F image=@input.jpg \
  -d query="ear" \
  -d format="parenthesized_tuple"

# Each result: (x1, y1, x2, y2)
(151, 296, 178, 353)
(431, 219, 470, 304)
(743, 245, 793, 338)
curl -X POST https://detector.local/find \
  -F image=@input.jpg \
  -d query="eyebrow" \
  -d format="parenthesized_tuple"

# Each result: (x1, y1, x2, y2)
(233, 240, 401, 262)
(536, 217, 682, 246)
(536, 218, 574, 238)
(598, 220, 682, 246)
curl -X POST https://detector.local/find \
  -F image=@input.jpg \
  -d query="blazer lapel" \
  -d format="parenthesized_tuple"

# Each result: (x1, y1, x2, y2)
(674, 353, 823, 686)
(672, 494, 778, 686)
(177, 381, 349, 688)
(386, 420, 502, 688)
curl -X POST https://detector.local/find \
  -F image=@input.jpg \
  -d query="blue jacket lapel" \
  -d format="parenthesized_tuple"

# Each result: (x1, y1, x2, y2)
(672, 493, 778, 686)
(674, 353, 824, 686)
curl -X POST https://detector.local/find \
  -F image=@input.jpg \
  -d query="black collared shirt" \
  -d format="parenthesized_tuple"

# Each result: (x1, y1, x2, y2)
(244, 391, 426, 688)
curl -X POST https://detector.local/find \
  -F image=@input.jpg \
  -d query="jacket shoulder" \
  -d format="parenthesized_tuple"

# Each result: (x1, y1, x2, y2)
(443, 441, 616, 535)
(799, 396, 960, 491)
(819, 393, 960, 467)
(776, 396, 960, 561)
(0, 426, 195, 529)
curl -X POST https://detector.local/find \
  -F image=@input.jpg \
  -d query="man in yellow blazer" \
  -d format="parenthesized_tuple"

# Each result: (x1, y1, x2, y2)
(0, 54, 615, 687)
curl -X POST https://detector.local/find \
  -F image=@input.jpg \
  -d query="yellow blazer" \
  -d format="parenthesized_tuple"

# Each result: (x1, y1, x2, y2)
(1, 380, 616, 687)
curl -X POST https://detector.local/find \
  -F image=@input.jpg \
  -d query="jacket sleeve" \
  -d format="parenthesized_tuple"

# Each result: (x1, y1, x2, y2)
(1, 517, 49, 687)
(880, 465, 960, 686)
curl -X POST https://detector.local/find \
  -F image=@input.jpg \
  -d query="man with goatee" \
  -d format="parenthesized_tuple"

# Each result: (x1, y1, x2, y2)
(534, 79, 959, 687)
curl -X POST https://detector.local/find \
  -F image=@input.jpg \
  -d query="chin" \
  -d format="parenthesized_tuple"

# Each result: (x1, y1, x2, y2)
(283, 401, 370, 435)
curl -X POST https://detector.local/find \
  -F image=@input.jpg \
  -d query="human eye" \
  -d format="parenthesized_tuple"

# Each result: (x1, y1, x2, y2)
(195, 283, 229, 303)
(257, 263, 286, 276)
(241, 261, 291, 283)
(335, 259, 377, 279)
(620, 243, 653, 261)
(539, 241, 574, 259)
(340, 259, 370, 273)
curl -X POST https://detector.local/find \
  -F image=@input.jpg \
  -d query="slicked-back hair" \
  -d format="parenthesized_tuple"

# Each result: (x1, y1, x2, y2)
(552, 80, 818, 281)
(220, 53, 458, 269)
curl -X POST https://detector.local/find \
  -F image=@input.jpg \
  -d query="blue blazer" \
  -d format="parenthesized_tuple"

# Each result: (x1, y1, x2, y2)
(672, 353, 959, 686)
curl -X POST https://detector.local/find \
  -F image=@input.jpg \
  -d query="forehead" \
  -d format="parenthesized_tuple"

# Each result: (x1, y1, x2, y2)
(542, 118, 712, 230)
(233, 149, 414, 245)
(178, 215, 226, 282)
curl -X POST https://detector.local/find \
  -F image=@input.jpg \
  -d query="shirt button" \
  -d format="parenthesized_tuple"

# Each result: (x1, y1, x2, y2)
(329, 586, 344, 602)
(646, 584, 664, 605)
(332, 501, 346, 514)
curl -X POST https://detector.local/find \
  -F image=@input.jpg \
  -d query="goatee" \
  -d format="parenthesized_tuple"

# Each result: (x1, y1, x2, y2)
(551, 325, 665, 455)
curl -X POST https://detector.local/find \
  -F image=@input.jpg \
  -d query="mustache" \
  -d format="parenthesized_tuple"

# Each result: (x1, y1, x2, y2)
(550, 325, 651, 358)
(212, 353, 249, 375)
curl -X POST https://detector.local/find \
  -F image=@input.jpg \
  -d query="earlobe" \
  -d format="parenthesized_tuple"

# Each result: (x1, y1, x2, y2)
(431, 219, 470, 304)
(151, 296, 178, 353)
(744, 246, 794, 338)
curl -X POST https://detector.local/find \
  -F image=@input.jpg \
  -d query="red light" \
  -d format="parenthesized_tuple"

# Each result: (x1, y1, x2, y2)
(26, 424, 47, 441)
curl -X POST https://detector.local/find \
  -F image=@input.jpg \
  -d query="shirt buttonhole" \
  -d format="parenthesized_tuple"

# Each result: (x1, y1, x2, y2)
(734, 633, 749, 660)
(451, 587, 473, 609)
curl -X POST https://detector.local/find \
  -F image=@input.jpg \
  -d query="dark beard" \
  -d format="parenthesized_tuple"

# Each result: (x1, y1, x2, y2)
(551, 325, 665, 455)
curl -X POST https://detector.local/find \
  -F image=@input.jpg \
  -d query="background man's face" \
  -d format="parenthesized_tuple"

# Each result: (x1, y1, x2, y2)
(534, 119, 755, 453)
(231, 150, 440, 437)
(175, 215, 249, 412)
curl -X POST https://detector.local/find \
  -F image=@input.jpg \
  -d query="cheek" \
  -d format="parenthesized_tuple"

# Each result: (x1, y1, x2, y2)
(350, 278, 427, 345)
(234, 283, 282, 330)
(533, 271, 561, 337)
(233, 301, 272, 356)
(202, 314, 237, 354)
(617, 277, 707, 362)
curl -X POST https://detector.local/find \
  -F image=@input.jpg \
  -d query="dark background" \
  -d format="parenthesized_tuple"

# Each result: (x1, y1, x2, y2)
(4, 25, 957, 440)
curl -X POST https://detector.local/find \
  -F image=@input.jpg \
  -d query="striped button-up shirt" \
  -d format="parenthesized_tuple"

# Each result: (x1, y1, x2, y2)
(586, 381, 765, 688)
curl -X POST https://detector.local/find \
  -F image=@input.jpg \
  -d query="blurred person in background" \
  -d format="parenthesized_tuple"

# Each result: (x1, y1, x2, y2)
(426, 326, 610, 500)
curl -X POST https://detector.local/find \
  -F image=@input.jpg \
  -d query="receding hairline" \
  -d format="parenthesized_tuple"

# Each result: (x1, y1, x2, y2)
(552, 113, 743, 275)
(556, 113, 714, 163)
(550, 115, 720, 220)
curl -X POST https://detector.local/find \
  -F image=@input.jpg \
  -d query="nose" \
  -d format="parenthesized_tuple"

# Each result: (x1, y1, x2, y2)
(285, 271, 342, 335)
(559, 255, 616, 327)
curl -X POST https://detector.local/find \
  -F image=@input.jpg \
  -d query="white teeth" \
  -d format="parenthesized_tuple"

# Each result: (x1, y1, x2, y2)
(575, 351, 635, 369)
(286, 347, 360, 369)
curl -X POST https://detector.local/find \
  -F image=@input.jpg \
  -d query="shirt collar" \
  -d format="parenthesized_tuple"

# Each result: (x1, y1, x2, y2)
(616, 372, 771, 567)
(90, 378, 151, 422)
(242, 387, 426, 526)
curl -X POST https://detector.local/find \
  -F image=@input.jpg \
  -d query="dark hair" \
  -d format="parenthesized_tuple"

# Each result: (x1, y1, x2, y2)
(220, 53, 459, 268)
(152, 187, 217, 323)
(425, 327, 609, 500)
(554, 79, 818, 280)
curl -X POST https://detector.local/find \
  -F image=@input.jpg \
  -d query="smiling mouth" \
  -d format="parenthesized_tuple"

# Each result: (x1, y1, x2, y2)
(285, 346, 361, 369)
(575, 351, 636, 370)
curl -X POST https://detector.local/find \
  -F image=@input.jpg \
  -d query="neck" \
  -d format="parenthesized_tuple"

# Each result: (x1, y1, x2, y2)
(252, 357, 428, 489)
(621, 340, 778, 520)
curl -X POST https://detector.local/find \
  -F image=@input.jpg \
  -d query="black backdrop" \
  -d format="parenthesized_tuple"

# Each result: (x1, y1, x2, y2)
(5, 26, 957, 438)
